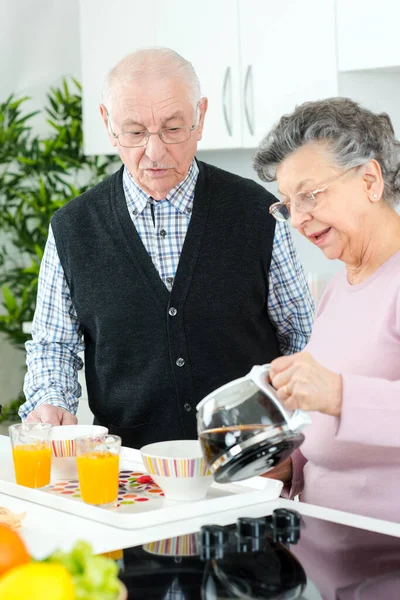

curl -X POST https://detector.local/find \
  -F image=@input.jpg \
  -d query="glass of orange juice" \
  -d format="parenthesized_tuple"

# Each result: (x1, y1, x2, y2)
(75, 434, 121, 507)
(9, 423, 53, 488)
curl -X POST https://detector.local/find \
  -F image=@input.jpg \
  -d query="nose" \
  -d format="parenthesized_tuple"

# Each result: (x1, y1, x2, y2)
(145, 132, 167, 163)
(290, 205, 313, 230)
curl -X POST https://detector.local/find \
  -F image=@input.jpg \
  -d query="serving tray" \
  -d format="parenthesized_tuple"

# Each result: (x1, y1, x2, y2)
(0, 435, 282, 530)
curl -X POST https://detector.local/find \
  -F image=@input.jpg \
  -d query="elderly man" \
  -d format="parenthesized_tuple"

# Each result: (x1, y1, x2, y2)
(21, 48, 314, 448)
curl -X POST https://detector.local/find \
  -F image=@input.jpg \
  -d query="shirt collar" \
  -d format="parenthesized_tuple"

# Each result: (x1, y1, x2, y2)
(122, 160, 199, 219)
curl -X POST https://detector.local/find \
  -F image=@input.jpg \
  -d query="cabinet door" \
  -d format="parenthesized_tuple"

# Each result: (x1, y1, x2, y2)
(79, 0, 156, 155)
(337, 0, 400, 71)
(154, 0, 242, 150)
(239, 0, 338, 148)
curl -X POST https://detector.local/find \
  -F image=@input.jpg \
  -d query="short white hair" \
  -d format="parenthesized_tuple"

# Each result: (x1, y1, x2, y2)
(103, 47, 201, 111)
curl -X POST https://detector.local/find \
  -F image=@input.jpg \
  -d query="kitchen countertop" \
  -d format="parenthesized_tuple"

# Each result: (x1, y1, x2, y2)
(1, 434, 399, 559)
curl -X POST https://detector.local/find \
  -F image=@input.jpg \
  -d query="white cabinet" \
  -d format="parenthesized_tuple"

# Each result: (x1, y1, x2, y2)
(154, 0, 338, 149)
(79, 0, 156, 155)
(79, 0, 338, 154)
(79, 0, 240, 152)
(337, 0, 400, 71)
(239, 0, 338, 147)
(154, 0, 242, 150)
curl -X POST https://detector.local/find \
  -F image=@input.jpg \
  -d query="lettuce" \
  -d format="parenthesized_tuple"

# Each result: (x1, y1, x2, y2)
(44, 540, 121, 600)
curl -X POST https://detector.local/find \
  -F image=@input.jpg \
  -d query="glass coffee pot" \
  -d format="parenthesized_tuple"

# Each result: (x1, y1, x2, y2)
(197, 365, 311, 483)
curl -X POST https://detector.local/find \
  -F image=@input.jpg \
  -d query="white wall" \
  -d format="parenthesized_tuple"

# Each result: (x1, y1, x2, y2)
(0, 334, 26, 408)
(0, 0, 81, 128)
(0, 0, 82, 407)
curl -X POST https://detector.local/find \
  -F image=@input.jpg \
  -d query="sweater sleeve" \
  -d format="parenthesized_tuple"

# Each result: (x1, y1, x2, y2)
(336, 375, 400, 447)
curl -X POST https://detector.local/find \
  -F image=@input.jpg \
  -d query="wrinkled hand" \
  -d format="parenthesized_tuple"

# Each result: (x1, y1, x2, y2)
(25, 404, 78, 425)
(269, 352, 342, 416)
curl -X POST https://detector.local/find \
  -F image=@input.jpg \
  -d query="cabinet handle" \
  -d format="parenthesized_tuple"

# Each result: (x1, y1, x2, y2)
(222, 66, 233, 136)
(244, 65, 254, 136)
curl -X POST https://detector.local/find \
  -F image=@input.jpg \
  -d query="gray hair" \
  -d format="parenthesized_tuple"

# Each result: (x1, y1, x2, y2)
(103, 47, 201, 111)
(253, 97, 400, 207)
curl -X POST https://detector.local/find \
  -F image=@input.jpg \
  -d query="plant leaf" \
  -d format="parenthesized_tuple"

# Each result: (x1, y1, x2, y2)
(1, 285, 18, 314)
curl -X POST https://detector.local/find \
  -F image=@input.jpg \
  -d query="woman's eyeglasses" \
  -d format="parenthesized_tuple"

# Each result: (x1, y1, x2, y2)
(269, 169, 356, 222)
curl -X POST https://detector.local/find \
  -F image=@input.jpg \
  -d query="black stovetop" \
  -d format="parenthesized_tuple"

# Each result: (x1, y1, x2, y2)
(117, 509, 400, 599)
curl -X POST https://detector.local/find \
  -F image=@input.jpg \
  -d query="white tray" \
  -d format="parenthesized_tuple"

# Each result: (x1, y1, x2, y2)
(0, 436, 283, 530)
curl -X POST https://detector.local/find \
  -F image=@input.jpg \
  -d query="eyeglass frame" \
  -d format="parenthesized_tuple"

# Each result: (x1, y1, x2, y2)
(105, 103, 201, 148)
(269, 167, 359, 222)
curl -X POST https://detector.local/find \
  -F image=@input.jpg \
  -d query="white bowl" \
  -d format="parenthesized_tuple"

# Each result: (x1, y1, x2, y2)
(140, 440, 214, 502)
(50, 424, 108, 481)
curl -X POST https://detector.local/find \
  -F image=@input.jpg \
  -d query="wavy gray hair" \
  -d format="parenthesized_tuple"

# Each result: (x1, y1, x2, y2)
(253, 97, 400, 207)
(103, 47, 201, 112)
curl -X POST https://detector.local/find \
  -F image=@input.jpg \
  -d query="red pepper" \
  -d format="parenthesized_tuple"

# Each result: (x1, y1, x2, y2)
(136, 475, 153, 484)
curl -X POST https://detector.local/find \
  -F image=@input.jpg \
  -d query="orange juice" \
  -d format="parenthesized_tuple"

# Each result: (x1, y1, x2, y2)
(76, 451, 119, 505)
(100, 549, 123, 560)
(12, 443, 52, 488)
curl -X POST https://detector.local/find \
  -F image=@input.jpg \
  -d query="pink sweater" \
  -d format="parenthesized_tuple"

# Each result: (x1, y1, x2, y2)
(291, 250, 400, 521)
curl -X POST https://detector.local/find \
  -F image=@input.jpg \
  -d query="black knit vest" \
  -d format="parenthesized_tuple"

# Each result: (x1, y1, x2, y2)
(51, 161, 280, 448)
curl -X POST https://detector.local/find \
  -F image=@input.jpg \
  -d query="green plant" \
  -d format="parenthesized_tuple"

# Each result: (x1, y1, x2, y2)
(0, 78, 120, 421)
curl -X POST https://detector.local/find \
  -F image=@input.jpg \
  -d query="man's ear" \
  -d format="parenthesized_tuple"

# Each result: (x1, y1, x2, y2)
(100, 104, 117, 147)
(196, 97, 208, 140)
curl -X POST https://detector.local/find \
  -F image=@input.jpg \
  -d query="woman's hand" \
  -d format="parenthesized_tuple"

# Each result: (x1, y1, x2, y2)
(261, 457, 292, 485)
(269, 352, 343, 416)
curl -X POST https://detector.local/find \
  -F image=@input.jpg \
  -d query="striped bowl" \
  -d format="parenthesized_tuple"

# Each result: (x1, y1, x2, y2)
(143, 533, 199, 557)
(51, 425, 108, 457)
(140, 440, 213, 502)
(50, 425, 108, 480)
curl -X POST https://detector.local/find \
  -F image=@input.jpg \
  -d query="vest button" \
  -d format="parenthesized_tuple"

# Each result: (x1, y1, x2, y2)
(176, 357, 185, 367)
(183, 403, 192, 412)
(169, 307, 177, 316)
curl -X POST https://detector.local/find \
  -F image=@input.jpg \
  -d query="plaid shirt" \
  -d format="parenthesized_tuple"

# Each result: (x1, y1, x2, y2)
(21, 161, 314, 418)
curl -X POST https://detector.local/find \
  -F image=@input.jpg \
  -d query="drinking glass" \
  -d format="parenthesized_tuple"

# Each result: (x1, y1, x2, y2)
(75, 434, 121, 506)
(9, 423, 53, 488)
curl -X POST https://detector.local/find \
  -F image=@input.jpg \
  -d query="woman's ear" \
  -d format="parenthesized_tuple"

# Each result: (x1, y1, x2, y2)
(362, 159, 384, 202)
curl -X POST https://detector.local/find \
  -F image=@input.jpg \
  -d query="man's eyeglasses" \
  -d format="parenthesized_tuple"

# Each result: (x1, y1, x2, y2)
(269, 168, 356, 222)
(106, 106, 200, 148)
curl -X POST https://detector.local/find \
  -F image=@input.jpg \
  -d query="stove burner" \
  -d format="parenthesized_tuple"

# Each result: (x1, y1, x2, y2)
(120, 510, 306, 599)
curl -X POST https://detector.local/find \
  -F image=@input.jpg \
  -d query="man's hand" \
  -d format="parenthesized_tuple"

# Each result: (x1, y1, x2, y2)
(25, 404, 78, 425)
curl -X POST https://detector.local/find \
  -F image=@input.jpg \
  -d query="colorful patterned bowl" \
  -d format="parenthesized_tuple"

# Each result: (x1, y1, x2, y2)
(50, 424, 108, 480)
(140, 440, 213, 502)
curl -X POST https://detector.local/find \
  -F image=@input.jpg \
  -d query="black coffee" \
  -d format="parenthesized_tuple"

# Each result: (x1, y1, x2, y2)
(200, 425, 273, 464)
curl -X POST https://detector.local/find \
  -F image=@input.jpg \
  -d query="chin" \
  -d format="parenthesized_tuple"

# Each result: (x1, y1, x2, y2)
(320, 246, 341, 261)
(141, 179, 173, 199)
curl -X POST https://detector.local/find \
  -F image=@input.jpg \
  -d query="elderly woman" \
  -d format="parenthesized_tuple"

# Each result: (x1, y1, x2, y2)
(253, 97, 400, 521)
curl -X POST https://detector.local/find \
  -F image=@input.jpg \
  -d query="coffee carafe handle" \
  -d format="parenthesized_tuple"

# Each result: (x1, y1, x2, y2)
(250, 365, 311, 432)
